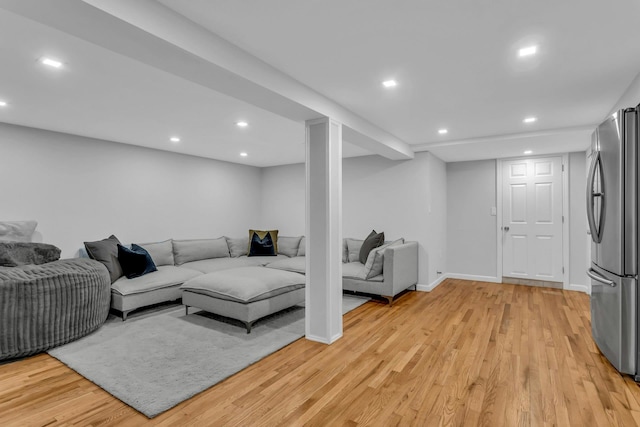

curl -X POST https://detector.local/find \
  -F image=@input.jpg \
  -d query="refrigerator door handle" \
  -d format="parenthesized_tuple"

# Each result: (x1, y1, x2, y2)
(586, 150, 604, 243)
(587, 268, 616, 287)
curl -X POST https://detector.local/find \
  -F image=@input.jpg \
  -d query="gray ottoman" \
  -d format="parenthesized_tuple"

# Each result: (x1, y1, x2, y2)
(181, 266, 305, 333)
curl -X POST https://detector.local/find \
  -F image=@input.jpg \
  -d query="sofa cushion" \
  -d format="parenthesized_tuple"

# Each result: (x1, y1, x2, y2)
(136, 239, 174, 266)
(248, 229, 278, 256)
(84, 235, 123, 283)
(182, 255, 291, 274)
(181, 266, 305, 303)
(117, 244, 157, 279)
(225, 236, 248, 258)
(172, 238, 230, 265)
(363, 238, 404, 279)
(181, 256, 263, 273)
(341, 262, 383, 282)
(0, 242, 61, 267)
(266, 256, 306, 274)
(298, 236, 306, 257)
(246, 255, 289, 265)
(359, 230, 385, 264)
(278, 236, 302, 257)
(111, 265, 202, 296)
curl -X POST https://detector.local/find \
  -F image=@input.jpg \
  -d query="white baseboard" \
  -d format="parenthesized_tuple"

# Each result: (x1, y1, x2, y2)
(305, 332, 343, 344)
(417, 273, 502, 292)
(417, 274, 448, 292)
(446, 273, 501, 283)
(568, 283, 590, 294)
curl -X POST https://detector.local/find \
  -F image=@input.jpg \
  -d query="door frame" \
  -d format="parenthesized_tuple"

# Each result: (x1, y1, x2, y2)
(496, 153, 570, 288)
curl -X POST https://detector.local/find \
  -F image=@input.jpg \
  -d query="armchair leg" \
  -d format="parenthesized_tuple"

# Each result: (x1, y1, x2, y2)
(382, 295, 394, 306)
(245, 321, 255, 334)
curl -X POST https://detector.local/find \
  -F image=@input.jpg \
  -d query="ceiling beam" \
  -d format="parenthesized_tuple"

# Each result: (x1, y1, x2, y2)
(0, 0, 414, 160)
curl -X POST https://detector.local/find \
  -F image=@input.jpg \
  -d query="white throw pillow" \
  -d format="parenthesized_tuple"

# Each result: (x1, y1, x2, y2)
(345, 238, 364, 263)
(225, 237, 249, 258)
(172, 237, 230, 265)
(278, 236, 303, 257)
(0, 220, 37, 242)
(137, 239, 174, 266)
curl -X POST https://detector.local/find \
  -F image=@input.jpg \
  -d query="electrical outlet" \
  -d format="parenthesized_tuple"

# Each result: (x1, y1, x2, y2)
(490, 207, 497, 216)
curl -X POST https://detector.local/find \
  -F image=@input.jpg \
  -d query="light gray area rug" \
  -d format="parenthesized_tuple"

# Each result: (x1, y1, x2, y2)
(48, 295, 369, 418)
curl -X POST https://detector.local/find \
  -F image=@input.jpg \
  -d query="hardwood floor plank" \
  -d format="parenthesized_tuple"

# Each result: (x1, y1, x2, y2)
(2, 279, 640, 426)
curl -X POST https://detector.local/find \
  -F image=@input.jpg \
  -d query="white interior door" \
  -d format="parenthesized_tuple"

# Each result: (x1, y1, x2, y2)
(502, 156, 564, 282)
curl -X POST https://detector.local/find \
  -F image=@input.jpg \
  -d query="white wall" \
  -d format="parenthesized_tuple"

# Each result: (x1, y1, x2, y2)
(261, 151, 443, 285)
(259, 162, 305, 234)
(0, 123, 262, 257)
(568, 151, 588, 292)
(426, 153, 447, 285)
(445, 153, 588, 290)
(1, 120, 588, 290)
(446, 160, 497, 279)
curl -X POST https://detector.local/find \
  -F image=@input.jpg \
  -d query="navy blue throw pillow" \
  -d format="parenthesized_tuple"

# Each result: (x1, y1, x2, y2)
(117, 244, 157, 279)
(248, 229, 278, 256)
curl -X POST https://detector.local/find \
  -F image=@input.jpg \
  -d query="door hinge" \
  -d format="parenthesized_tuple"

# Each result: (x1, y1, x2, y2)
(562, 215, 565, 223)
(562, 164, 565, 172)
(562, 267, 565, 274)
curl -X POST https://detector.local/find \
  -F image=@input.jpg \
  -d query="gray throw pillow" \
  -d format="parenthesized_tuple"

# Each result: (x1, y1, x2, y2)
(84, 234, 123, 283)
(278, 236, 303, 257)
(225, 237, 249, 258)
(136, 239, 174, 266)
(297, 236, 306, 257)
(0, 242, 61, 267)
(359, 230, 385, 264)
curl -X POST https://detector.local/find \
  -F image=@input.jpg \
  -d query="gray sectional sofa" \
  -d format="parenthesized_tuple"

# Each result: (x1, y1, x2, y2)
(98, 235, 418, 320)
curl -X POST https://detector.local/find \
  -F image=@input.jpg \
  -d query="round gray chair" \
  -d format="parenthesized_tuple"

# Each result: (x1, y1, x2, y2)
(0, 258, 111, 361)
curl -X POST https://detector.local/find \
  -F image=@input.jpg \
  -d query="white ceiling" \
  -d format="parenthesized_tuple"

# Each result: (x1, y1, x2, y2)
(2, 0, 640, 166)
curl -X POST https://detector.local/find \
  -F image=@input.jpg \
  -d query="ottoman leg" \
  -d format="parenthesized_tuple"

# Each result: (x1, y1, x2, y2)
(185, 305, 189, 316)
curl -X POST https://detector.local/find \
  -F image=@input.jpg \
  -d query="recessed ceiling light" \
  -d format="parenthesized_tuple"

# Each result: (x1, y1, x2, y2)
(40, 57, 63, 68)
(170, 137, 180, 143)
(236, 121, 248, 128)
(240, 152, 248, 157)
(523, 117, 537, 123)
(438, 129, 448, 135)
(518, 45, 537, 57)
(0, 100, 7, 107)
(382, 80, 397, 88)
(524, 150, 533, 155)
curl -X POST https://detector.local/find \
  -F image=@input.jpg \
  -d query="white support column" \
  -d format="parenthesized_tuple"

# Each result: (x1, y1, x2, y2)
(305, 117, 343, 344)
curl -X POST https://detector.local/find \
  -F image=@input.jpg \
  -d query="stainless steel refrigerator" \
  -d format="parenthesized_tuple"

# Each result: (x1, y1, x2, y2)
(587, 106, 638, 378)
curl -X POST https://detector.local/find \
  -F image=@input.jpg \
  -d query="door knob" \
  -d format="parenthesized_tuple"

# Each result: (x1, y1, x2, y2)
(503, 226, 510, 232)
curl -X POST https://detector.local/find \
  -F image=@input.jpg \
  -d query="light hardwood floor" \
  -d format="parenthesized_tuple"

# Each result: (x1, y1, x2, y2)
(2, 279, 640, 426)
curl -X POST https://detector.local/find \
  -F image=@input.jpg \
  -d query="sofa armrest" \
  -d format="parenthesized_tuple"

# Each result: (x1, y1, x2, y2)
(382, 241, 418, 296)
